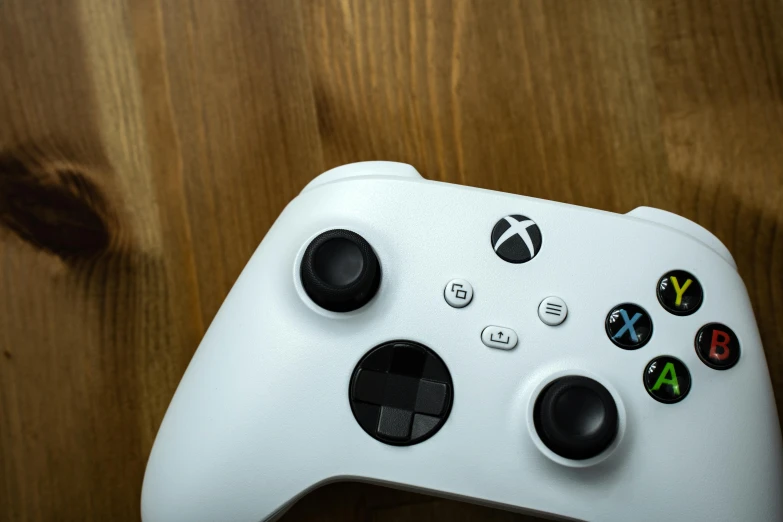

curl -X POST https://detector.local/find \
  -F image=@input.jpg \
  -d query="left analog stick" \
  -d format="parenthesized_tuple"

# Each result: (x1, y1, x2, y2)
(300, 229, 381, 312)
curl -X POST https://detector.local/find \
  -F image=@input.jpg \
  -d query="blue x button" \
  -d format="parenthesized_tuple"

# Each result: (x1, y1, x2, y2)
(606, 303, 653, 349)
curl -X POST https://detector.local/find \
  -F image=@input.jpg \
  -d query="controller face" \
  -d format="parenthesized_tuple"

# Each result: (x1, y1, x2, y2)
(142, 162, 783, 522)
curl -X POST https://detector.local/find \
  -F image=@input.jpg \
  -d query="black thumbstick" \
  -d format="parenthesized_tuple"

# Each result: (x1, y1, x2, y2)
(301, 229, 381, 312)
(534, 376, 618, 460)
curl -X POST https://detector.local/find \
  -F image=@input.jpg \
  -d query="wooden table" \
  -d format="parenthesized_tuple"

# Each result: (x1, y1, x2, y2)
(1, 1, 781, 520)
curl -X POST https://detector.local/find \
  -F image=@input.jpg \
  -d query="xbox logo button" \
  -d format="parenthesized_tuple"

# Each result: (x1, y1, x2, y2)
(491, 215, 543, 263)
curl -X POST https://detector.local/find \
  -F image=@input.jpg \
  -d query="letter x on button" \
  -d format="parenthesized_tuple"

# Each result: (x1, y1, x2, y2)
(606, 303, 653, 349)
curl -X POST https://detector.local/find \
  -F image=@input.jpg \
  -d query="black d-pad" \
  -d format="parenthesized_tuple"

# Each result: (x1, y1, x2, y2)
(350, 341, 453, 446)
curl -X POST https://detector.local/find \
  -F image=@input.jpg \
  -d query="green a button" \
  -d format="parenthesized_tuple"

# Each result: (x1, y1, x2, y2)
(644, 356, 691, 403)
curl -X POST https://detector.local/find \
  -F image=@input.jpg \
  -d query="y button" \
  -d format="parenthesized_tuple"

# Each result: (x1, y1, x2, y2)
(657, 270, 703, 315)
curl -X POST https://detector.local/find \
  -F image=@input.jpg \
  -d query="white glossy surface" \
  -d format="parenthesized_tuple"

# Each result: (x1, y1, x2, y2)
(625, 206, 737, 269)
(301, 161, 422, 192)
(142, 162, 783, 522)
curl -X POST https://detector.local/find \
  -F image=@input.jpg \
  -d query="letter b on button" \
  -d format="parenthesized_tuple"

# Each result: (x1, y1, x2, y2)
(709, 330, 731, 361)
(696, 323, 740, 370)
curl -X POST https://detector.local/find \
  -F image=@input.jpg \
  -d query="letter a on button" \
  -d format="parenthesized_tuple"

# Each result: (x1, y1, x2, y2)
(644, 356, 691, 403)
(650, 362, 680, 396)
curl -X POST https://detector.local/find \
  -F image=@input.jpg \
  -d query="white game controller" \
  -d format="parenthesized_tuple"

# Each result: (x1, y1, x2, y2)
(141, 162, 783, 521)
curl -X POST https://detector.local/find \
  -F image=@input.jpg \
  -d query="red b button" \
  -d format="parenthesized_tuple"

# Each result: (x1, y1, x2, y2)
(695, 323, 740, 370)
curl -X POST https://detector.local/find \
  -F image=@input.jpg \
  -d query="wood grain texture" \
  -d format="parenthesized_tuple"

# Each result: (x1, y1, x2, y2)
(0, 1, 781, 521)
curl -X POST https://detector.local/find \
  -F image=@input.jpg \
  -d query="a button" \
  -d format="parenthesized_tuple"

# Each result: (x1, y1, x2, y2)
(657, 270, 703, 315)
(534, 376, 618, 460)
(349, 341, 453, 446)
(644, 356, 691, 403)
(538, 296, 567, 326)
(695, 323, 740, 370)
(605, 303, 653, 349)
(481, 326, 518, 350)
(301, 229, 381, 312)
(491, 215, 542, 263)
(444, 279, 473, 308)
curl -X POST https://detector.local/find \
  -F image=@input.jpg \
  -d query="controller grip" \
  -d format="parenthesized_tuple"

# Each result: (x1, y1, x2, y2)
(141, 363, 324, 522)
(626, 206, 736, 268)
(140, 363, 317, 522)
(140, 276, 327, 522)
(300, 161, 422, 192)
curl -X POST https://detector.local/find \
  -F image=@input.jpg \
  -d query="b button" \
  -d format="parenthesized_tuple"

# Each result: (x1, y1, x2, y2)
(644, 356, 691, 404)
(696, 323, 740, 370)
(657, 270, 703, 316)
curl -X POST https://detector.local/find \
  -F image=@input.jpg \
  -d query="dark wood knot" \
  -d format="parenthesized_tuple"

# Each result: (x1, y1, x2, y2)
(0, 147, 114, 261)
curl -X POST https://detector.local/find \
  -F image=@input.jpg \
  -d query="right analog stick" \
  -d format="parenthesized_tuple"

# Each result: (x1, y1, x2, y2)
(300, 229, 381, 312)
(534, 376, 618, 460)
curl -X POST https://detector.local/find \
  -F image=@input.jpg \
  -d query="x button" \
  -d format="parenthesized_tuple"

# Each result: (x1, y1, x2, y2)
(606, 303, 653, 349)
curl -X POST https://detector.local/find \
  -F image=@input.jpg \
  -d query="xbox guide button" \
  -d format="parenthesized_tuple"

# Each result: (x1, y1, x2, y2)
(491, 215, 542, 263)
